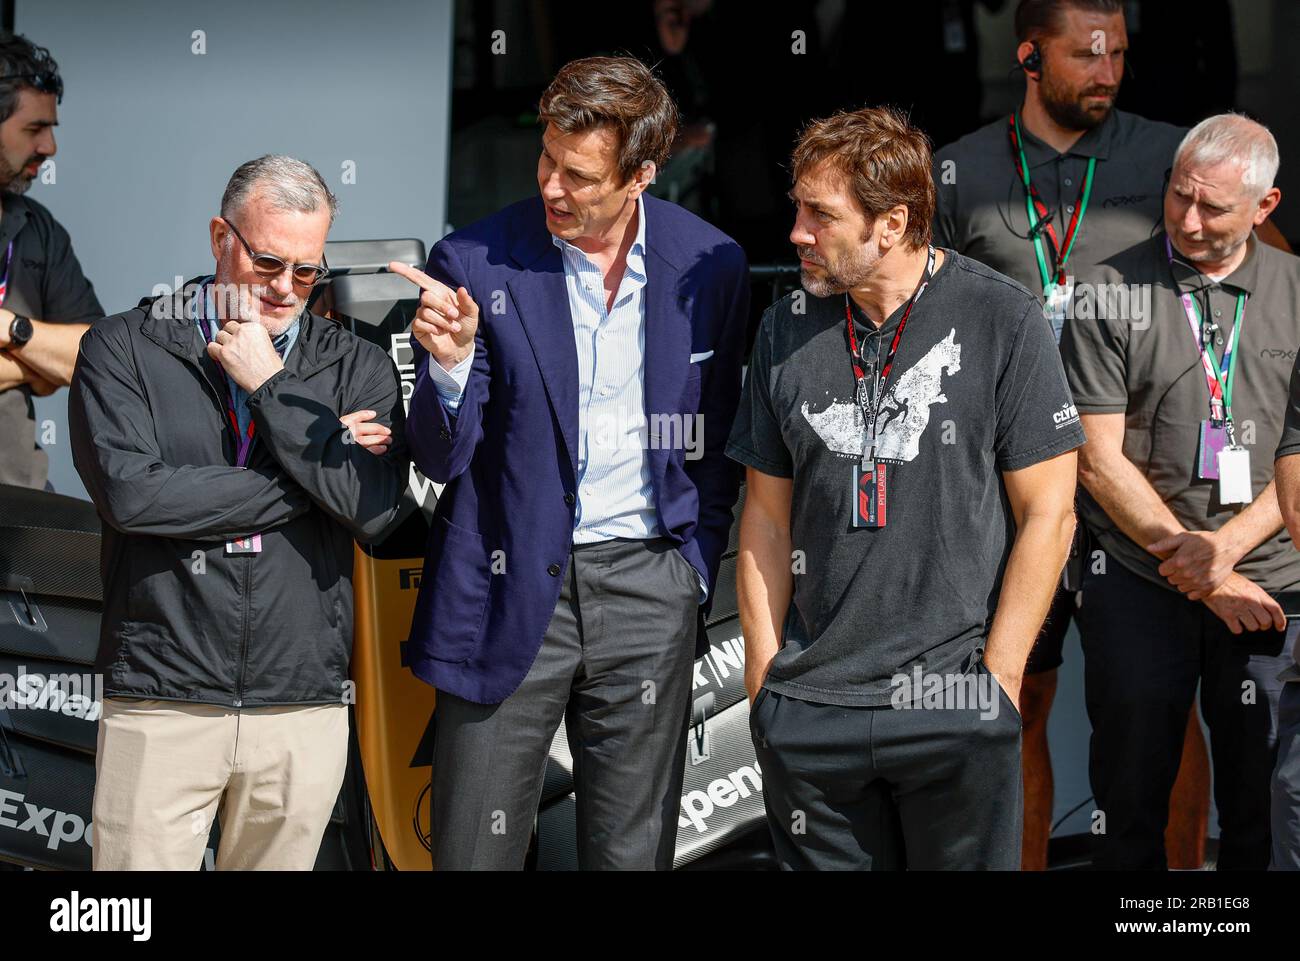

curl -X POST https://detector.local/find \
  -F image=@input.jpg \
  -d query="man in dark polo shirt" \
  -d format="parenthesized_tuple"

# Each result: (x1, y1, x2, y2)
(729, 107, 1082, 870)
(932, 0, 1195, 870)
(1062, 114, 1298, 870)
(0, 35, 102, 490)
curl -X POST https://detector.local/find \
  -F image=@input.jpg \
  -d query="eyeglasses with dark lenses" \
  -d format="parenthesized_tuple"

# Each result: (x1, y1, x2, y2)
(0, 69, 63, 103)
(222, 218, 329, 286)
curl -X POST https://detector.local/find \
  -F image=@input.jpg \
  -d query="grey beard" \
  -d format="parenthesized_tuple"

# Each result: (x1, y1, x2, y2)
(800, 269, 844, 298)
(1183, 234, 1249, 269)
(799, 245, 879, 298)
(212, 267, 301, 334)
(0, 172, 33, 195)
(260, 311, 300, 337)
(0, 153, 40, 194)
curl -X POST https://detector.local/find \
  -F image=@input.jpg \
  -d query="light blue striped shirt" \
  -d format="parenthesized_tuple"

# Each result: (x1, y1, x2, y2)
(428, 198, 706, 596)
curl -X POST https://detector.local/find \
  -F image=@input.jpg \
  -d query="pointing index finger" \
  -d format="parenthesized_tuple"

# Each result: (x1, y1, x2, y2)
(387, 260, 447, 294)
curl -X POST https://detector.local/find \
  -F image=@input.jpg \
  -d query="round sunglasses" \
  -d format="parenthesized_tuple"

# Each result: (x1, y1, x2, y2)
(222, 217, 329, 287)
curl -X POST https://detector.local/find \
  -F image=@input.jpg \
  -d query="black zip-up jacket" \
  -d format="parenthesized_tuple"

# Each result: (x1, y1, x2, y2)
(68, 279, 409, 707)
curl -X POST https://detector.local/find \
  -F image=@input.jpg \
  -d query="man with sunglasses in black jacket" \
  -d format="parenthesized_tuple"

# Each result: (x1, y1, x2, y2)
(70, 155, 408, 870)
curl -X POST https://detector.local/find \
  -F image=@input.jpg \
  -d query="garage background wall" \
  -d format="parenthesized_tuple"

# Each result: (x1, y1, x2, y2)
(18, 0, 454, 497)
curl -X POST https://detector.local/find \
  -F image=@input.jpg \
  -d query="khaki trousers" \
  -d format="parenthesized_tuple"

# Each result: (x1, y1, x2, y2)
(91, 698, 348, 870)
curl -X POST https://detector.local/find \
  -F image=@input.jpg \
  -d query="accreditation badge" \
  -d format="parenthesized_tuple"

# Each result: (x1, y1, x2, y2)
(853, 463, 888, 528)
(226, 534, 263, 555)
(1197, 419, 1229, 479)
(1043, 278, 1074, 341)
(1217, 446, 1252, 505)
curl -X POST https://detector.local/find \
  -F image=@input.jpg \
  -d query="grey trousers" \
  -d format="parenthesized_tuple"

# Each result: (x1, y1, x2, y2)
(430, 537, 700, 870)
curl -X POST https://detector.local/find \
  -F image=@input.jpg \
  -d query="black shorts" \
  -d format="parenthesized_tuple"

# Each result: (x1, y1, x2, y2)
(1024, 583, 1077, 675)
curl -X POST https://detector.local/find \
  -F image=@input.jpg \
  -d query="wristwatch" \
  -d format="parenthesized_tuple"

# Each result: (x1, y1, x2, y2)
(8, 314, 32, 348)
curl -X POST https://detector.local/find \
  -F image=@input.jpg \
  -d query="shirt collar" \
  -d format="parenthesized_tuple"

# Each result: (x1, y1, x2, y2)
(1018, 107, 1116, 166)
(551, 193, 647, 269)
(0, 192, 31, 248)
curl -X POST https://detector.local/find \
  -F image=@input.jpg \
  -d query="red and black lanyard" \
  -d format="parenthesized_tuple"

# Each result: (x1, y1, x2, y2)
(844, 245, 936, 470)
(1007, 112, 1096, 293)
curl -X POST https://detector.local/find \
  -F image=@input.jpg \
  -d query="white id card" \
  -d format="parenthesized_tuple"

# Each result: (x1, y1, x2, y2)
(1043, 278, 1074, 342)
(1217, 445, 1253, 504)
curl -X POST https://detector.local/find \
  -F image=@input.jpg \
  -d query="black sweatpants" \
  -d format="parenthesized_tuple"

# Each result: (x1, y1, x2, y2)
(1271, 679, 1300, 869)
(751, 657, 1023, 870)
(1077, 559, 1290, 871)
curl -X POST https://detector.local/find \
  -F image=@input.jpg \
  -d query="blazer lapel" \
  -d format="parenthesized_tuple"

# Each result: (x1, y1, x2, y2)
(642, 211, 692, 487)
(507, 222, 580, 479)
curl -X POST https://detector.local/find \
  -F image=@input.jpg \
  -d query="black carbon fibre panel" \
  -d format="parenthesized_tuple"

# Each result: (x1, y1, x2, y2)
(0, 592, 101, 666)
(0, 729, 95, 869)
(0, 483, 103, 602)
(0, 652, 101, 754)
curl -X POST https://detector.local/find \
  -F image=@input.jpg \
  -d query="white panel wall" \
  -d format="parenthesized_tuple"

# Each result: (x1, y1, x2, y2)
(18, 0, 454, 496)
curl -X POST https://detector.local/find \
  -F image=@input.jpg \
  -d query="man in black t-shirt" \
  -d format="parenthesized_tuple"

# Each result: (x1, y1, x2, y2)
(727, 107, 1083, 870)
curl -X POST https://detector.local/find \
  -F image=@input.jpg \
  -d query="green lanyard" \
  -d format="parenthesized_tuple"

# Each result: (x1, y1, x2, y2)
(1009, 112, 1097, 294)
(1194, 294, 1244, 413)
(1167, 235, 1247, 428)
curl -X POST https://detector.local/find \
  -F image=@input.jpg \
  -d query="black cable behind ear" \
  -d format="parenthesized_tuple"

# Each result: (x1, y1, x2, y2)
(1020, 41, 1043, 76)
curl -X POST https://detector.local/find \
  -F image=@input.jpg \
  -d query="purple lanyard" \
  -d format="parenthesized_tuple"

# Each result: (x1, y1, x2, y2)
(0, 241, 16, 307)
(195, 290, 257, 467)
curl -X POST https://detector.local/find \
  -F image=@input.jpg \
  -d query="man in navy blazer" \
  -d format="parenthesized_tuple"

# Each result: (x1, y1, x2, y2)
(397, 57, 749, 870)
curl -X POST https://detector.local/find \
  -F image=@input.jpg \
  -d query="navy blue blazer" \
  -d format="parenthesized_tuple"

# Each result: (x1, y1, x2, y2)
(405, 194, 749, 704)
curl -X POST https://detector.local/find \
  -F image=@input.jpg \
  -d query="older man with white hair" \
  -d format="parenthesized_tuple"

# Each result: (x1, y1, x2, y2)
(1061, 113, 1299, 870)
(69, 155, 408, 870)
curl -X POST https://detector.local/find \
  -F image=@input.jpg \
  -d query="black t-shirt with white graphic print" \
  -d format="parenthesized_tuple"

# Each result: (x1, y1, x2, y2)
(726, 250, 1085, 706)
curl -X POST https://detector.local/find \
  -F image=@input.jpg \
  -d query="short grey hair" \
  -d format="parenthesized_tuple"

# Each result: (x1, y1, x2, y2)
(1173, 113, 1280, 199)
(220, 154, 339, 226)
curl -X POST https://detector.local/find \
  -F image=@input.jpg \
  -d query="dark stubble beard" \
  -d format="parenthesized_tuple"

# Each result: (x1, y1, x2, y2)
(0, 153, 39, 195)
(1039, 70, 1118, 133)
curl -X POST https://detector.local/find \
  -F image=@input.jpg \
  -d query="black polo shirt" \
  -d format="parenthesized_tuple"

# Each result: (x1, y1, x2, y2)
(0, 193, 103, 489)
(934, 108, 1185, 315)
(1062, 233, 1300, 593)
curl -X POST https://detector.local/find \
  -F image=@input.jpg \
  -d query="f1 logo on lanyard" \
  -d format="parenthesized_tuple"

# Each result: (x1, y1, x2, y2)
(855, 463, 888, 527)
(847, 247, 935, 528)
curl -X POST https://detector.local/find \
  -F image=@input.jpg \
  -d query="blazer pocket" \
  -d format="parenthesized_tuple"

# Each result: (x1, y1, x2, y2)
(689, 350, 714, 363)
(419, 517, 494, 664)
(682, 363, 703, 421)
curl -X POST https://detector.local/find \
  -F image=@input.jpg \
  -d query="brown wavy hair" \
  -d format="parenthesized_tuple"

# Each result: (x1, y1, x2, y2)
(538, 56, 679, 185)
(791, 106, 936, 250)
